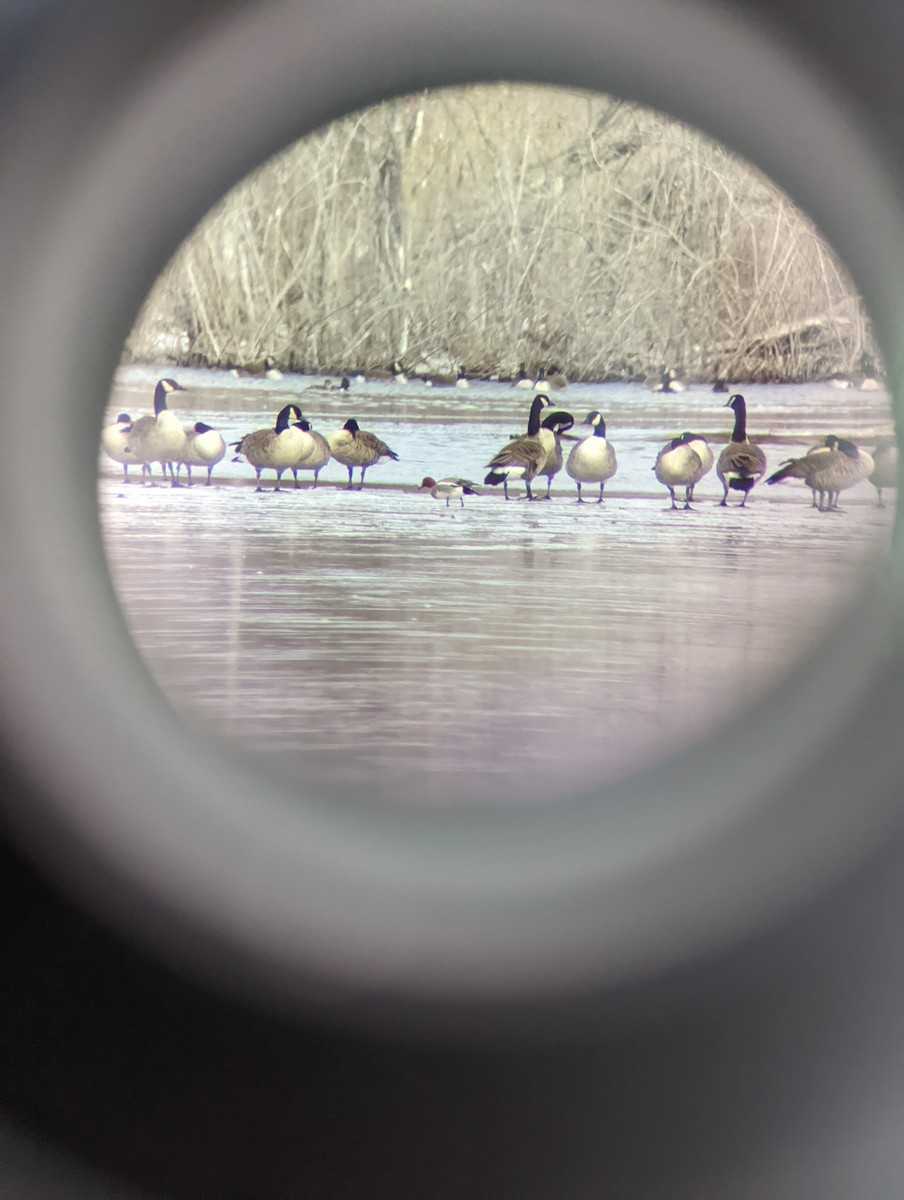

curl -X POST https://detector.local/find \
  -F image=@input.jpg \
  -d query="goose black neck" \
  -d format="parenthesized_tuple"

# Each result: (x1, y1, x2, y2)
(153, 381, 170, 415)
(275, 404, 296, 433)
(527, 397, 545, 436)
(593, 419, 607, 438)
(730, 397, 747, 442)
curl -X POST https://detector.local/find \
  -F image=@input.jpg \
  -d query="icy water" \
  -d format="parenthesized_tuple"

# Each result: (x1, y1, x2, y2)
(99, 366, 896, 805)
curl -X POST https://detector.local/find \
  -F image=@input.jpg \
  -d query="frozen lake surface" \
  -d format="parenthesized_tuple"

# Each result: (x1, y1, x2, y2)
(99, 366, 896, 805)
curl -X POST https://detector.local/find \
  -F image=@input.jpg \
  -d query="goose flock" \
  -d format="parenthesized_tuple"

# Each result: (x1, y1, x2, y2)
(101, 377, 897, 511)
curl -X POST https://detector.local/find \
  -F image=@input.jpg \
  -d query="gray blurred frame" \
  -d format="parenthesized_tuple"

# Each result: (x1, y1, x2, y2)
(0, 0, 901, 1030)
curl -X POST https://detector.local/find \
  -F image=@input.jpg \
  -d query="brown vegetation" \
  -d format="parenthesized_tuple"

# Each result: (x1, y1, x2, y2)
(124, 84, 878, 383)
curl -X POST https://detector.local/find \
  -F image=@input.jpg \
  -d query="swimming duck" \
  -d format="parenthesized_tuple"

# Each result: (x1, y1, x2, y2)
(869, 437, 898, 508)
(536, 410, 575, 499)
(365, 362, 407, 383)
(419, 477, 479, 507)
(125, 378, 187, 484)
(654, 433, 706, 509)
(565, 411, 618, 503)
(827, 372, 853, 389)
(421, 366, 469, 389)
(179, 421, 226, 485)
(305, 375, 351, 394)
(291, 418, 332, 487)
(484, 394, 555, 500)
(100, 412, 140, 482)
(232, 403, 311, 490)
(716, 394, 767, 506)
(327, 418, 399, 488)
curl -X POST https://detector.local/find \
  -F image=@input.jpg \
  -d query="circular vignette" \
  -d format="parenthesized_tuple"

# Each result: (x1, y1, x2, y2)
(0, 0, 902, 1029)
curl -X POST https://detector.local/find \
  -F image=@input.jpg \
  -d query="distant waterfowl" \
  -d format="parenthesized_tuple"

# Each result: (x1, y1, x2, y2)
(484, 394, 556, 500)
(125, 377, 187, 484)
(869, 437, 898, 508)
(512, 363, 535, 389)
(649, 368, 685, 394)
(679, 432, 714, 501)
(305, 375, 350, 394)
(766, 435, 872, 511)
(711, 364, 729, 393)
(179, 422, 226, 485)
(827, 372, 853, 389)
(263, 358, 284, 382)
(536, 410, 575, 499)
(328, 418, 399, 488)
(100, 412, 140, 482)
(716, 394, 767, 506)
(421, 366, 469, 389)
(565, 411, 618, 503)
(420, 477, 479, 508)
(546, 367, 568, 391)
(291, 418, 331, 486)
(364, 362, 405, 382)
(654, 434, 706, 509)
(232, 403, 310, 490)
(857, 354, 882, 391)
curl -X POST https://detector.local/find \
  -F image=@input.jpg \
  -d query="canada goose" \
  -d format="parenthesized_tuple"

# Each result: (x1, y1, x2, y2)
(869, 437, 898, 508)
(857, 354, 882, 391)
(565, 411, 618, 503)
(484, 394, 555, 500)
(232, 403, 310, 490)
(831, 439, 874, 509)
(328, 418, 399, 488)
(179, 421, 226, 485)
(678, 432, 714, 501)
(100, 412, 139, 482)
(512, 363, 535, 389)
(419, 477, 479, 508)
(536, 410, 575, 499)
(767, 435, 873, 511)
(765, 437, 840, 508)
(711, 363, 729, 393)
(649, 368, 685, 394)
(263, 358, 284, 382)
(546, 367, 568, 391)
(654, 434, 706, 509)
(290, 418, 331, 486)
(716, 394, 767, 506)
(125, 378, 187, 484)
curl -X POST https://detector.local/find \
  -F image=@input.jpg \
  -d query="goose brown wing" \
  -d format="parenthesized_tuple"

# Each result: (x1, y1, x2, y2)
(486, 434, 546, 472)
(357, 430, 398, 459)
(721, 443, 767, 479)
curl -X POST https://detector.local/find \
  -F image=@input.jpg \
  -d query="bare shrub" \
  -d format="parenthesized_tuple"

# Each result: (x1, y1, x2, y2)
(124, 84, 877, 382)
